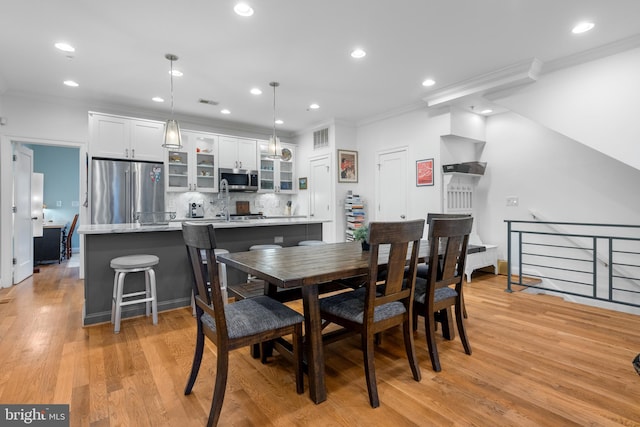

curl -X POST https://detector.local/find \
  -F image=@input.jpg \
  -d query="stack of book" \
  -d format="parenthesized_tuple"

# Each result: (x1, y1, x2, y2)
(345, 192, 365, 241)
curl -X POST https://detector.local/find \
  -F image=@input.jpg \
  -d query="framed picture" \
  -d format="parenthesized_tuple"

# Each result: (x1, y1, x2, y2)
(338, 149, 358, 183)
(298, 177, 307, 190)
(416, 158, 434, 186)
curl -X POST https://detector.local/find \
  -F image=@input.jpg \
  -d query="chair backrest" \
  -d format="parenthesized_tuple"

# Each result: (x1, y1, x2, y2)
(426, 213, 470, 237)
(68, 213, 79, 235)
(366, 219, 425, 316)
(426, 217, 473, 294)
(182, 222, 227, 339)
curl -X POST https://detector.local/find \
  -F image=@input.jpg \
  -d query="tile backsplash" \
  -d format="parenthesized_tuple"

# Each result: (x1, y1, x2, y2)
(166, 192, 296, 219)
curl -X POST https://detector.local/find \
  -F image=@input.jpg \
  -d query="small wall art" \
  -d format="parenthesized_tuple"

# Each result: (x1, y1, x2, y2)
(338, 149, 358, 183)
(416, 158, 434, 186)
(298, 177, 307, 190)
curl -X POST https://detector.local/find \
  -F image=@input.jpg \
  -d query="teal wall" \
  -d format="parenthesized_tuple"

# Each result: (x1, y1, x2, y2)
(29, 145, 80, 252)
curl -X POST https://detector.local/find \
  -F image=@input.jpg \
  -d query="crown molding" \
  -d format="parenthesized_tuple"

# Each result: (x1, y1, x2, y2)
(542, 33, 640, 74)
(424, 58, 542, 108)
(356, 100, 428, 127)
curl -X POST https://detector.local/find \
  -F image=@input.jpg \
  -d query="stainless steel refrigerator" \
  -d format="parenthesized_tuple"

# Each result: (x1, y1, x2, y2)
(91, 158, 165, 224)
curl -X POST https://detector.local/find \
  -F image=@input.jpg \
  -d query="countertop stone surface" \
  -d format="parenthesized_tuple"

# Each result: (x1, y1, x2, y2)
(79, 216, 326, 235)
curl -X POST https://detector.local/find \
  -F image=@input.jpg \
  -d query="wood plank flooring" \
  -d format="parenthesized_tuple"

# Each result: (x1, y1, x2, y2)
(1, 261, 639, 426)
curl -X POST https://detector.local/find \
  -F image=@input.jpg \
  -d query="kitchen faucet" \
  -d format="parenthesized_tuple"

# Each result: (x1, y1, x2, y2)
(218, 178, 230, 221)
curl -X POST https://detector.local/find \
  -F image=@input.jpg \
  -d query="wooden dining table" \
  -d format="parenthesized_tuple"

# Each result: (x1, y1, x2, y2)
(216, 240, 428, 404)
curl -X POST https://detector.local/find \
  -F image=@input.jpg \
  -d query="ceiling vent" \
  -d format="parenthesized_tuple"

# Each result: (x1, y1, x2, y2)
(313, 128, 329, 149)
(198, 98, 219, 106)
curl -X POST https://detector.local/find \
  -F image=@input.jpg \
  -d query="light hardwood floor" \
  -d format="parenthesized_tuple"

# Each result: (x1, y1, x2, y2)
(1, 262, 639, 426)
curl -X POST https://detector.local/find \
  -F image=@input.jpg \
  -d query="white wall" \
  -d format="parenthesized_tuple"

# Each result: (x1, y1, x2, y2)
(476, 111, 640, 259)
(494, 47, 640, 171)
(355, 108, 450, 224)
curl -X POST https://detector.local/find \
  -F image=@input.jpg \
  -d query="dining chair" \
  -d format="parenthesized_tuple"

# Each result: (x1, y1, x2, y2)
(416, 213, 471, 279)
(413, 217, 473, 372)
(65, 213, 79, 259)
(182, 222, 304, 427)
(319, 219, 425, 408)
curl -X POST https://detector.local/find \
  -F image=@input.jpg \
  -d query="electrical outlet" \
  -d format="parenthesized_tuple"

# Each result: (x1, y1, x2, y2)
(274, 236, 284, 243)
(71, 201, 79, 207)
(56, 200, 62, 207)
(506, 197, 519, 207)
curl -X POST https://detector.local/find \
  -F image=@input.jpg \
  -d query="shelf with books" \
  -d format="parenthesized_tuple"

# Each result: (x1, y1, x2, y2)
(345, 191, 366, 242)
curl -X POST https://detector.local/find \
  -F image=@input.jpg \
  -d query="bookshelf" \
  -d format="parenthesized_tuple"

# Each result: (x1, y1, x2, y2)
(345, 191, 366, 242)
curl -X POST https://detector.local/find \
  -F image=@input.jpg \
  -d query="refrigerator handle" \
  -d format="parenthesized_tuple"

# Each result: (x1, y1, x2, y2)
(130, 168, 136, 222)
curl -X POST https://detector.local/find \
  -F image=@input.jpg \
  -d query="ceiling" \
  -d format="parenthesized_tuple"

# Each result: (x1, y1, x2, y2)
(1, 0, 640, 135)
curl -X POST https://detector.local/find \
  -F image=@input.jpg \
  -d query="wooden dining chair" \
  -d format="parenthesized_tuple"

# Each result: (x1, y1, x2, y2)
(413, 217, 473, 372)
(319, 219, 425, 408)
(65, 213, 79, 259)
(182, 222, 304, 427)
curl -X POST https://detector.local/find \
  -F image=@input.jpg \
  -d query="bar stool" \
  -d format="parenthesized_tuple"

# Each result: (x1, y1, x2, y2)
(110, 254, 159, 334)
(249, 244, 283, 250)
(298, 240, 327, 246)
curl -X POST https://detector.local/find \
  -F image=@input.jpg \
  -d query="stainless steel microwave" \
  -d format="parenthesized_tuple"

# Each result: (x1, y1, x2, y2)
(219, 168, 258, 191)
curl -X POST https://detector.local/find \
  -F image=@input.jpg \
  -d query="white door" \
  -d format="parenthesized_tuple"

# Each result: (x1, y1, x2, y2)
(32, 172, 44, 238)
(13, 144, 34, 283)
(376, 148, 408, 221)
(309, 156, 332, 221)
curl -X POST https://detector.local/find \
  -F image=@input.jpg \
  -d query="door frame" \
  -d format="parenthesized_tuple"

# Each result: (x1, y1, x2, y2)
(0, 135, 87, 288)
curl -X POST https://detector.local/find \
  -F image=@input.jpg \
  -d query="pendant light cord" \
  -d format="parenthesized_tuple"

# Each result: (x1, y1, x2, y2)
(170, 58, 174, 117)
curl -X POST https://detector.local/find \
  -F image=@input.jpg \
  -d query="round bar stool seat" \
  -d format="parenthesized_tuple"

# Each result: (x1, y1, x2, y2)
(298, 240, 327, 246)
(249, 244, 282, 250)
(110, 254, 159, 334)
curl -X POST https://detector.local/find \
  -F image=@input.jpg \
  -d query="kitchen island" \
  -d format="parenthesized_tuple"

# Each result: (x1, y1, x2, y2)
(78, 217, 324, 326)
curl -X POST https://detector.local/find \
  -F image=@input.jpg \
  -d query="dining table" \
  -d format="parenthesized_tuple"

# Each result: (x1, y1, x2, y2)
(216, 240, 428, 404)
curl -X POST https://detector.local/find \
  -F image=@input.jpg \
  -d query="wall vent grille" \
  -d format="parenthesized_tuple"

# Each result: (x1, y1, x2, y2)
(313, 128, 329, 149)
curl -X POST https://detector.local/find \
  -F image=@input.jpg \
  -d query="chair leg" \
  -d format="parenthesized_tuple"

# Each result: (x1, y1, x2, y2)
(424, 312, 441, 372)
(113, 272, 126, 334)
(294, 323, 304, 394)
(455, 300, 472, 356)
(362, 333, 379, 408)
(403, 318, 421, 382)
(185, 318, 205, 395)
(148, 268, 158, 325)
(207, 348, 230, 427)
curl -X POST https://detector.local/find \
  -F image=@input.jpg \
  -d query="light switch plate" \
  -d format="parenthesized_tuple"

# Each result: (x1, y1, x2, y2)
(506, 197, 519, 207)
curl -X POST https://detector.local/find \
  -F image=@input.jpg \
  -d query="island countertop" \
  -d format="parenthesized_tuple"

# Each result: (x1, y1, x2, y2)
(80, 217, 325, 326)
(78, 216, 326, 235)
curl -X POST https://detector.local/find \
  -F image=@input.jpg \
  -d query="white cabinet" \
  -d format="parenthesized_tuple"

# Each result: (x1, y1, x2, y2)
(167, 131, 217, 193)
(89, 112, 164, 162)
(218, 136, 257, 170)
(259, 141, 295, 193)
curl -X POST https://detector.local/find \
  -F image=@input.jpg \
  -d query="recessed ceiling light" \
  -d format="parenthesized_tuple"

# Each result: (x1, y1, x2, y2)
(221, 109, 231, 115)
(54, 42, 75, 52)
(422, 78, 436, 87)
(572, 22, 595, 34)
(351, 48, 366, 59)
(234, 2, 254, 17)
(250, 88, 262, 95)
(152, 97, 164, 103)
(275, 119, 283, 125)
(170, 69, 183, 77)
(480, 109, 493, 115)
(63, 80, 79, 87)
(309, 103, 320, 110)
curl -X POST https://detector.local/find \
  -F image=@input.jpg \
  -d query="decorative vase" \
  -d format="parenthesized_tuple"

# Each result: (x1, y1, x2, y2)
(361, 241, 370, 251)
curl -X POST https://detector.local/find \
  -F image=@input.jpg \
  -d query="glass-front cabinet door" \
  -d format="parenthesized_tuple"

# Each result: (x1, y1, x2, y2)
(259, 141, 295, 193)
(166, 131, 217, 193)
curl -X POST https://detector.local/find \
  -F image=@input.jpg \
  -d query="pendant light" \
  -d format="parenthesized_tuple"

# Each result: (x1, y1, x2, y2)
(162, 53, 183, 149)
(267, 81, 282, 159)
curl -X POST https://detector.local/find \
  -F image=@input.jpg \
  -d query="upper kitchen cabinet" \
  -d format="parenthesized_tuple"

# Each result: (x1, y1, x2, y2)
(259, 141, 295, 193)
(167, 130, 217, 193)
(89, 112, 165, 162)
(218, 136, 257, 170)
